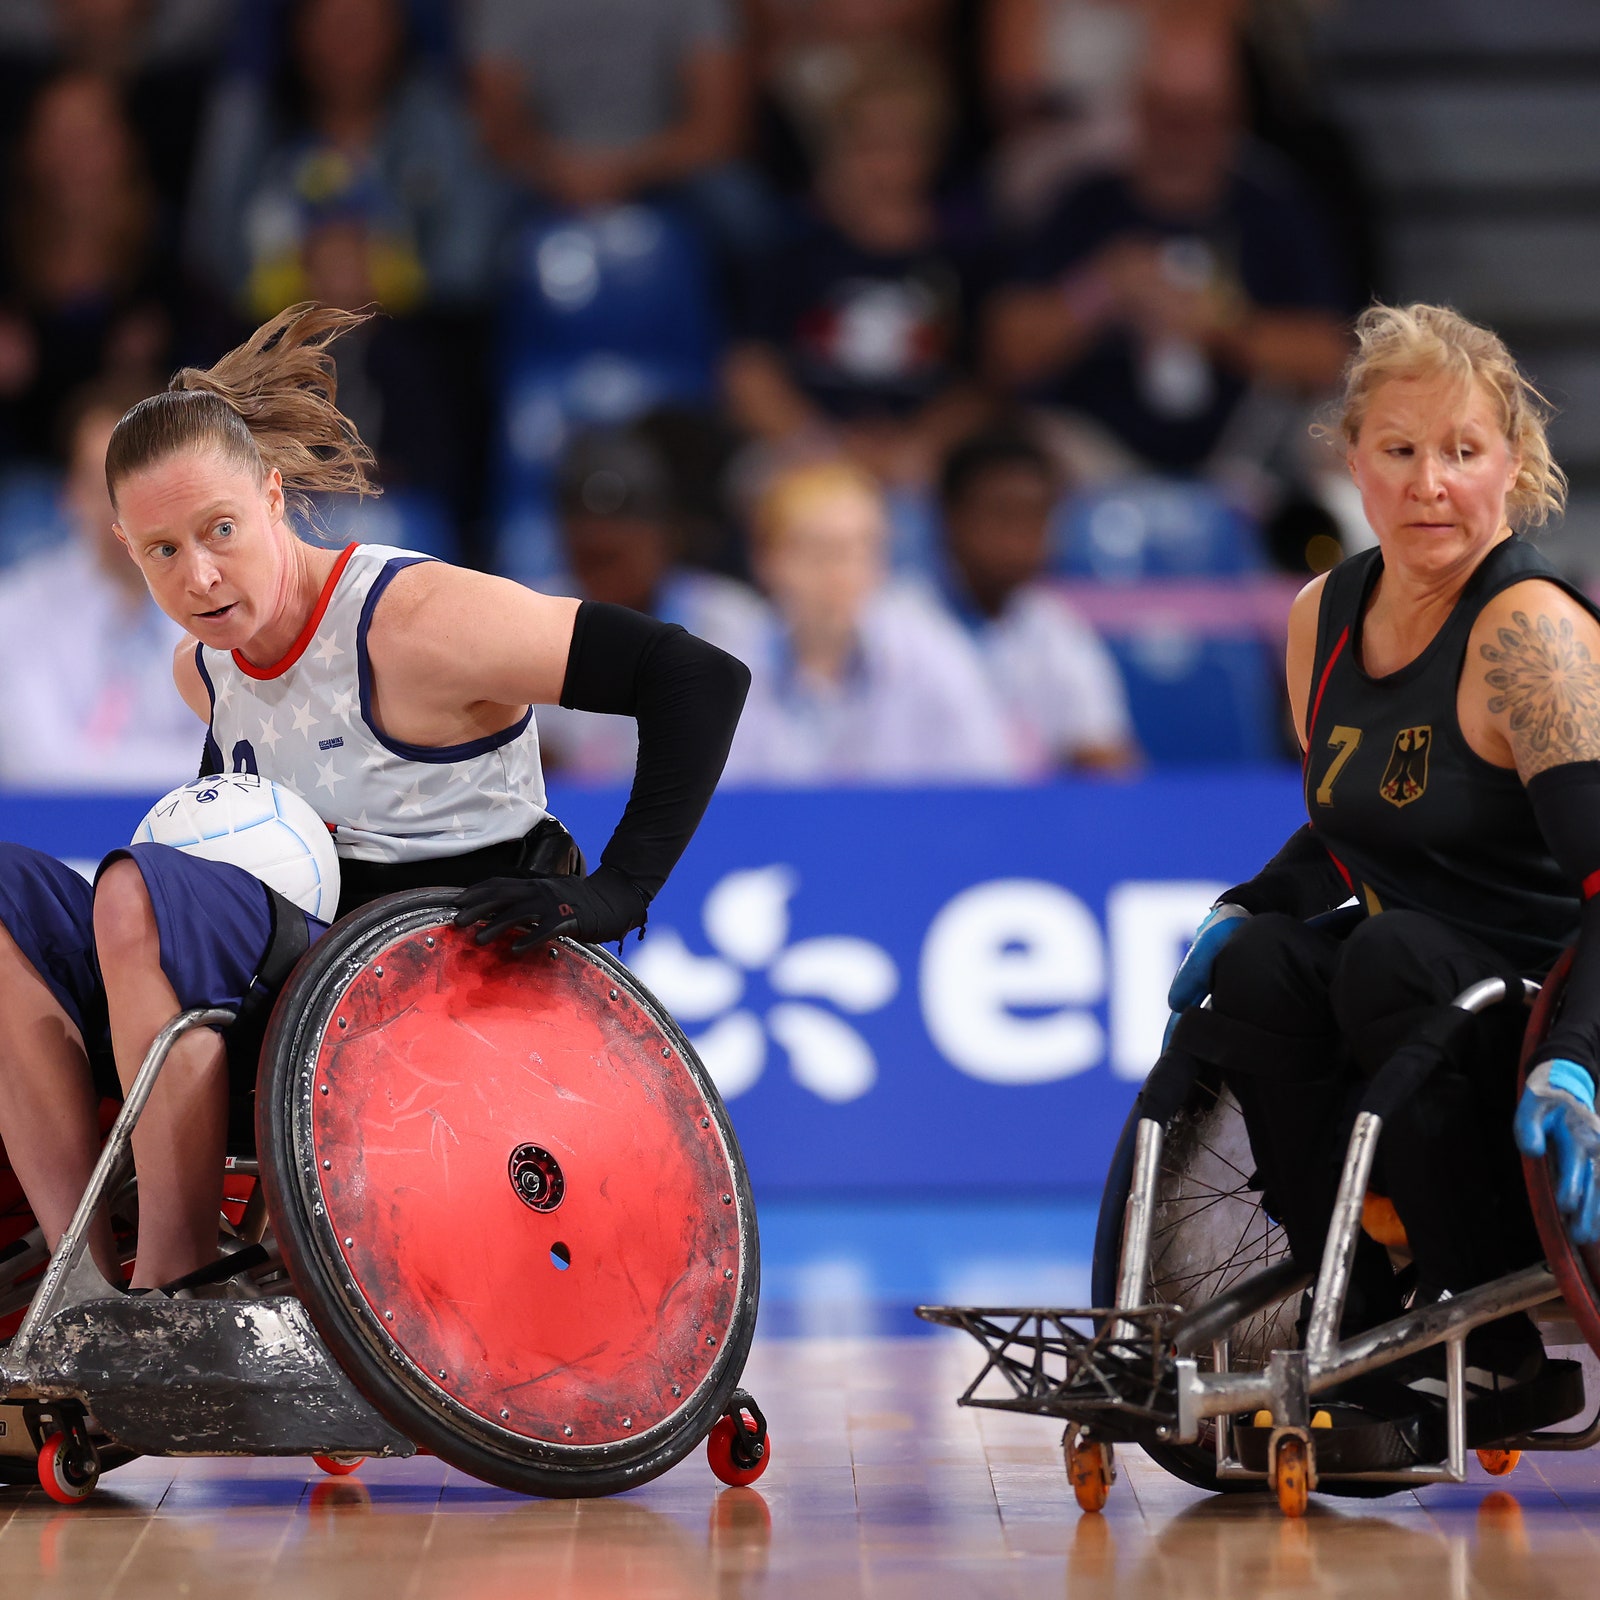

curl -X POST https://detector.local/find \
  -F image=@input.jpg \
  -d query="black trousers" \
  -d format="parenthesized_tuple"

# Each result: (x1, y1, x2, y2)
(1198, 910, 1544, 1328)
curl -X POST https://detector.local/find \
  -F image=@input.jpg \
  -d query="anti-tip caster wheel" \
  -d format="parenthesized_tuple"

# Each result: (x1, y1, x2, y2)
(1274, 1436, 1310, 1518)
(1476, 1448, 1521, 1478)
(707, 1392, 770, 1488)
(1066, 1428, 1115, 1514)
(312, 1453, 364, 1477)
(37, 1433, 100, 1506)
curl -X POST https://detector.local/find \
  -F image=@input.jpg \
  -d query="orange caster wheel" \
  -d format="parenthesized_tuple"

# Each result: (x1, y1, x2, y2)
(1274, 1436, 1310, 1518)
(37, 1433, 99, 1506)
(313, 1453, 364, 1477)
(1066, 1429, 1115, 1513)
(707, 1393, 770, 1488)
(1476, 1448, 1521, 1477)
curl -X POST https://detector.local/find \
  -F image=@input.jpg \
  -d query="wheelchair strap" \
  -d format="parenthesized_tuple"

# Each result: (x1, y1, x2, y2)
(246, 886, 314, 1015)
(1355, 1004, 1487, 1122)
(1169, 1006, 1339, 1081)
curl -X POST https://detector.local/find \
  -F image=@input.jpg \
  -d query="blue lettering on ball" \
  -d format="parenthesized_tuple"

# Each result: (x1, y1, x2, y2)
(318, 737, 344, 751)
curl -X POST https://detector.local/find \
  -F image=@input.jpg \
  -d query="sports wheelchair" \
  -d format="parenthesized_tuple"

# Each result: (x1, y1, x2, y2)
(0, 890, 768, 1504)
(921, 949, 1600, 1517)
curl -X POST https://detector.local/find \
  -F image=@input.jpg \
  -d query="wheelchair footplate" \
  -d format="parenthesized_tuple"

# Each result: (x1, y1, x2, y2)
(914, 1303, 1185, 1448)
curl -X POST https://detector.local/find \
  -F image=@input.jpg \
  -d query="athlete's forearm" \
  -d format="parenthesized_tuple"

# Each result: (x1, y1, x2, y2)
(1527, 761, 1600, 1079)
(1221, 823, 1350, 920)
(559, 601, 751, 904)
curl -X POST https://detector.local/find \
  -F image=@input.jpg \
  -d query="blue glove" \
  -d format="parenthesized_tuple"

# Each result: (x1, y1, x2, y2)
(1516, 1059, 1600, 1246)
(1162, 903, 1250, 1051)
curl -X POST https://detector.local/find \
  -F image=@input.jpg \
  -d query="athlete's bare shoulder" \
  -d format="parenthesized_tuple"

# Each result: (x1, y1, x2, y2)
(1286, 571, 1330, 750)
(171, 634, 209, 721)
(1468, 576, 1600, 779)
(365, 559, 582, 711)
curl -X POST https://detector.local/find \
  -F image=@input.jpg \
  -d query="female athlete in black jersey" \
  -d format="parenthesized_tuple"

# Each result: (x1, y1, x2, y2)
(1164, 303, 1600, 1406)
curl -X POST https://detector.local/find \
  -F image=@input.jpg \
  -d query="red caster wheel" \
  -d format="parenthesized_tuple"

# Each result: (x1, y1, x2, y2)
(313, 1453, 364, 1477)
(37, 1433, 100, 1506)
(707, 1393, 770, 1488)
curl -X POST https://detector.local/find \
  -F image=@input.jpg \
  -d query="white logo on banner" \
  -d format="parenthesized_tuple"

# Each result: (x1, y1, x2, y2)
(629, 866, 899, 1103)
(632, 869, 1224, 1100)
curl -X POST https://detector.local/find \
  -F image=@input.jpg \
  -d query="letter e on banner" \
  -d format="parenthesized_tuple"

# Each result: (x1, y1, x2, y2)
(1107, 881, 1228, 1080)
(920, 880, 1104, 1083)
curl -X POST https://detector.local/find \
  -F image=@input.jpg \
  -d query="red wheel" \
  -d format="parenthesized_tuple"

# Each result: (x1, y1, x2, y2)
(37, 1434, 98, 1506)
(259, 892, 759, 1499)
(707, 1414, 771, 1487)
(313, 1453, 364, 1476)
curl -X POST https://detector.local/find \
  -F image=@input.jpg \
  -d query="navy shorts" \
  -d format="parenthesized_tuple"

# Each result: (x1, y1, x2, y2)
(0, 841, 327, 1123)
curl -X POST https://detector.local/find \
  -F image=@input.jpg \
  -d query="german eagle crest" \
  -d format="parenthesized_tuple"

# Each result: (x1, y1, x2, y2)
(1379, 725, 1431, 808)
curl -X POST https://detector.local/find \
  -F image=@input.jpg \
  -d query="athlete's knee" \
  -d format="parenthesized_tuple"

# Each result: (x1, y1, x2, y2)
(92, 858, 158, 967)
(1209, 912, 1320, 1020)
(1331, 911, 1458, 1021)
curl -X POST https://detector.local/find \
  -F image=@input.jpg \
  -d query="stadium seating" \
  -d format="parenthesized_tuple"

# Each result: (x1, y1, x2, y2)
(492, 204, 721, 585)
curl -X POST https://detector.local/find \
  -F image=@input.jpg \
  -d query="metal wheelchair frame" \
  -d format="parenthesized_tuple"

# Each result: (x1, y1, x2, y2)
(923, 974, 1600, 1505)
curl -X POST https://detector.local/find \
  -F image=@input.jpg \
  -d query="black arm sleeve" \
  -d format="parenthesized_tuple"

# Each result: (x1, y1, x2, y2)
(1220, 824, 1352, 919)
(1527, 761, 1600, 1080)
(559, 600, 751, 904)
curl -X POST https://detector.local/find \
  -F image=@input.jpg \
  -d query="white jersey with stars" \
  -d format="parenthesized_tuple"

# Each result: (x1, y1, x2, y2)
(195, 543, 548, 864)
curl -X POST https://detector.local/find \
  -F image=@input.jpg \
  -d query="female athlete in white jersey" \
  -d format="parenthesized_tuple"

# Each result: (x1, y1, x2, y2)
(0, 305, 750, 1290)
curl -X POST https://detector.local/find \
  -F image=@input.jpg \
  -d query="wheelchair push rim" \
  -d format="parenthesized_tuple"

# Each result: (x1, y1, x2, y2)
(1518, 949, 1600, 1359)
(258, 890, 760, 1498)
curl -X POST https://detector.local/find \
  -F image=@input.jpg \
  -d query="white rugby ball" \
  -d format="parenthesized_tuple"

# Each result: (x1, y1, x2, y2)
(133, 774, 341, 922)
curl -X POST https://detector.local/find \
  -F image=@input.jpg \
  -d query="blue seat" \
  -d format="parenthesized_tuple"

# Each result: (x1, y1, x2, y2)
(502, 205, 719, 372)
(0, 468, 68, 570)
(1107, 632, 1282, 764)
(491, 204, 722, 576)
(1056, 479, 1266, 580)
(308, 489, 460, 563)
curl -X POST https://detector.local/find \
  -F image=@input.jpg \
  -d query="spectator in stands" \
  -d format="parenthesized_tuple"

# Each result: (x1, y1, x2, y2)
(536, 428, 767, 780)
(724, 50, 985, 491)
(985, 19, 1348, 486)
(939, 427, 1137, 773)
(468, 0, 771, 259)
(984, 0, 1147, 224)
(186, 0, 501, 317)
(295, 203, 466, 516)
(0, 71, 173, 466)
(0, 0, 227, 213)
(726, 459, 1020, 783)
(743, 0, 955, 196)
(0, 378, 200, 791)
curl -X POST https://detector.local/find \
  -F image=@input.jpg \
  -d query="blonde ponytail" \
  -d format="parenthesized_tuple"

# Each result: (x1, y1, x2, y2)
(106, 302, 380, 522)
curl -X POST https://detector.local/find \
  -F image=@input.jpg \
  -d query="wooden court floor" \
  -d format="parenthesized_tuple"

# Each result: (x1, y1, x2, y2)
(4, 1336, 1600, 1599)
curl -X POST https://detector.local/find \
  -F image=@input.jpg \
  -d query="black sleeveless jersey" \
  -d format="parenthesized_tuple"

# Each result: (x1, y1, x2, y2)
(1304, 536, 1599, 976)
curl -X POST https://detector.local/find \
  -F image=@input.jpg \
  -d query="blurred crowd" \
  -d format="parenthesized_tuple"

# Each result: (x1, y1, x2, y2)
(0, 0, 1380, 793)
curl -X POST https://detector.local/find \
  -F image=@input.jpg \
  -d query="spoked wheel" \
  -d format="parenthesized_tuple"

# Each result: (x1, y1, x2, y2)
(37, 1432, 99, 1506)
(1092, 1077, 1297, 1492)
(259, 891, 760, 1499)
(1066, 1427, 1115, 1513)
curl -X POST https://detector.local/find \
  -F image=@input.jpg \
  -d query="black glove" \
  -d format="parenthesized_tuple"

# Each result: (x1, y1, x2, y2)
(453, 865, 648, 953)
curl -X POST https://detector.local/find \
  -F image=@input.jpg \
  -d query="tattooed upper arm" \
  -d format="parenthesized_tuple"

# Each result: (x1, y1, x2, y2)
(1476, 584, 1600, 779)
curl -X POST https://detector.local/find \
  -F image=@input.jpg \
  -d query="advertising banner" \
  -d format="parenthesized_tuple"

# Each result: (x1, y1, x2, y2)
(0, 770, 1305, 1193)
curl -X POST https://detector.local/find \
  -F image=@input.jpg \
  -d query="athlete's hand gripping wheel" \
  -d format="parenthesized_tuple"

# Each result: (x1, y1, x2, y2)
(1517, 1059, 1600, 1244)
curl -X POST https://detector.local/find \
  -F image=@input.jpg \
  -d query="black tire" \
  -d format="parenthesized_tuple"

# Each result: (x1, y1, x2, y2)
(258, 890, 759, 1498)
(1092, 1073, 1294, 1494)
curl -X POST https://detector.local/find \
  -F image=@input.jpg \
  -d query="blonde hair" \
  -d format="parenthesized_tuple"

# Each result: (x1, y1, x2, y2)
(1331, 302, 1566, 529)
(105, 303, 379, 524)
(751, 459, 885, 551)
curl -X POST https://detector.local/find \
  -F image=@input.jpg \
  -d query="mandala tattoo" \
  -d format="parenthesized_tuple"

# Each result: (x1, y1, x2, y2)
(1480, 609, 1600, 776)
